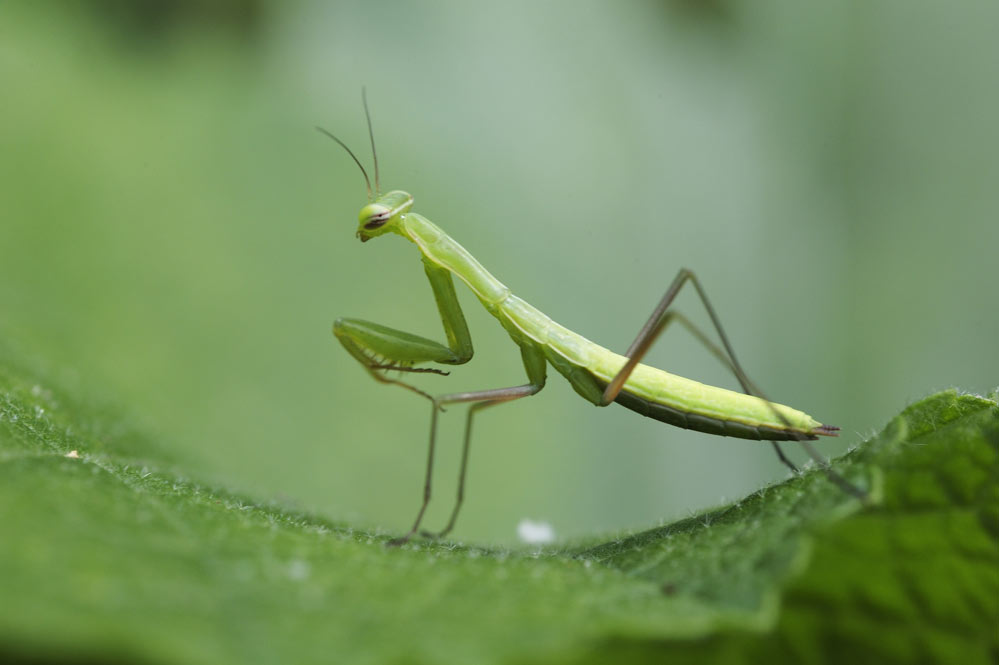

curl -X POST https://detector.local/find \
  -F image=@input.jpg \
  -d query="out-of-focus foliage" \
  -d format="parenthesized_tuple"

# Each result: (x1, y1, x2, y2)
(1, 1, 996, 545)
(1, 345, 996, 663)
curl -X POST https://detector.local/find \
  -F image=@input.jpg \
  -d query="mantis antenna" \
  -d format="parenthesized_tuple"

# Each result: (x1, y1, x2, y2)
(316, 126, 373, 201)
(362, 87, 380, 196)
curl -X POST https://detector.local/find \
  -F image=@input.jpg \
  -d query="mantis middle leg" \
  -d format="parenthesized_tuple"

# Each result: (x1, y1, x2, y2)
(389, 343, 547, 546)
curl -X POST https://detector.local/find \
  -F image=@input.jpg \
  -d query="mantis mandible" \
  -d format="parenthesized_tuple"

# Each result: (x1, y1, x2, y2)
(321, 93, 865, 546)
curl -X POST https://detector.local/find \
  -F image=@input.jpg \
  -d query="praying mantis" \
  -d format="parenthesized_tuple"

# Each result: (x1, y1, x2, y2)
(321, 93, 865, 546)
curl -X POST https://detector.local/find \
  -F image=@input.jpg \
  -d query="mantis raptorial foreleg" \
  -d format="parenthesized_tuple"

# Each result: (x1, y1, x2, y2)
(598, 268, 866, 499)
(389, 344, 547, 546)
(334, 258, 474, 401)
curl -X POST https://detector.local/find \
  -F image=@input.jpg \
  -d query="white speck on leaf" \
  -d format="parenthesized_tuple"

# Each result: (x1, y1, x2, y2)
(65, 450, 80, 459)
(517, 519, 555, 545)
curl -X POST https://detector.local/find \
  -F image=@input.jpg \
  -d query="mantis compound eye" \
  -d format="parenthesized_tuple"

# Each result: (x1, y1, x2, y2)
(359, 202, 391, 230)
(363, 215, 389, 230)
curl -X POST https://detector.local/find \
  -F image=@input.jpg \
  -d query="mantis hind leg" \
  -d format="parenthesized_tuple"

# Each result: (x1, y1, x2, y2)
(388, 344, 547, 546)
(601, 269, 866, 500)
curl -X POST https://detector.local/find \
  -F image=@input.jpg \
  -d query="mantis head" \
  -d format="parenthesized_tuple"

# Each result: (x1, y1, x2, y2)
(319, 89, 412, 243)
(356, 190, 413, 242)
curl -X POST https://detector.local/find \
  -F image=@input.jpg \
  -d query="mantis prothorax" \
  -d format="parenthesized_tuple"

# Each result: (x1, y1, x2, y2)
(321, 92, 866, 546)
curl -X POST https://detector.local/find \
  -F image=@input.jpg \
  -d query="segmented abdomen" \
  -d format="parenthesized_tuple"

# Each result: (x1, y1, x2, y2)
(610, 386, 817, 441)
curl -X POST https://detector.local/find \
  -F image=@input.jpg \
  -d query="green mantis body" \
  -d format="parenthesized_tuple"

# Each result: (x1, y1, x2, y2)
(339, 193, 831, 439)
(323, 100, 852, 545)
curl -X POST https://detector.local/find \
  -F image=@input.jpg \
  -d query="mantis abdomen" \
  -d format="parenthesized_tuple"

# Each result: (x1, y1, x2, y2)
(497, 293, 826, 440)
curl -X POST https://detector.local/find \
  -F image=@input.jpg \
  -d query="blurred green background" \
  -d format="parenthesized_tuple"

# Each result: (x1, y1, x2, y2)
(2, 1, 996, 544)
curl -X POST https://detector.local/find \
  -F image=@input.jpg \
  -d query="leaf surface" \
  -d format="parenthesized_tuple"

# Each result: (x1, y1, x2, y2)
(1, 354, 996, 664)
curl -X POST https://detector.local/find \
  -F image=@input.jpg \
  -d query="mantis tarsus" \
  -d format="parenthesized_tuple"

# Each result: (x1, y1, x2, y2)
(322, 93, 866, 546)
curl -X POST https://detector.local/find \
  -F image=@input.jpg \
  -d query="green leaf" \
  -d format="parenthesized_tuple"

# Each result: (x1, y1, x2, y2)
(1, 350, 996, 664)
